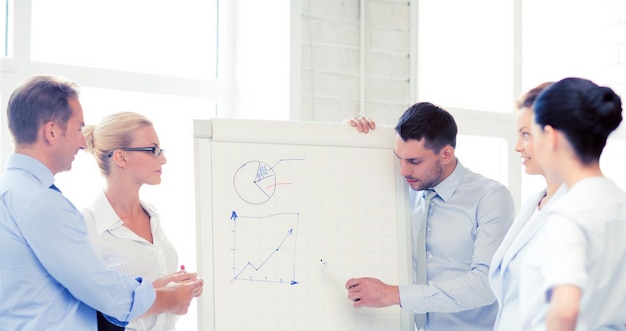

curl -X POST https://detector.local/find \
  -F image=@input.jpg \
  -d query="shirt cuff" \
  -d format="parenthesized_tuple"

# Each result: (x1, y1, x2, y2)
(127, 276, 157, 320)
(399, 284, 427, 313)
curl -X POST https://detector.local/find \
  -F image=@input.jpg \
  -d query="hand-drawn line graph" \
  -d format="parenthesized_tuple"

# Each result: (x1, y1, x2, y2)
(233, 158, 304, 205)
(230, 210, 300, 285)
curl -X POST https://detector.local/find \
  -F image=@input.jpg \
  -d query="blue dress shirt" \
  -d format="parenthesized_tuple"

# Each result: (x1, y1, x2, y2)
(399, 161, 515, 331)
(0, 154, 155, 331)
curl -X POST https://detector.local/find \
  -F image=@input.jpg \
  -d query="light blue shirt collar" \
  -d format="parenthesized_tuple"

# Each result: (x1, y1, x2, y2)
(431, 159, 465, 203)
(6, 153, 56, 189)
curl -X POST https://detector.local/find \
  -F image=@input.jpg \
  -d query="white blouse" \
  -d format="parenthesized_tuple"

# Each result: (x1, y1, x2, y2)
(520, 177, 626, 330)
(83, 191, 179, 331)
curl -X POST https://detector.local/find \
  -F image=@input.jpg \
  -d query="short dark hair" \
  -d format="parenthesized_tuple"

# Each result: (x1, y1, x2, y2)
(395, 102, 457, 153)
(7, 75, 80, 144)
(534, 77, 622, 164)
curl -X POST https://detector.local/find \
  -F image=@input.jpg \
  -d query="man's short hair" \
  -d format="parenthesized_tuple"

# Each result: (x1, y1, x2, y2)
(395, 102, 457, 153)
(7, 75, 80, 144)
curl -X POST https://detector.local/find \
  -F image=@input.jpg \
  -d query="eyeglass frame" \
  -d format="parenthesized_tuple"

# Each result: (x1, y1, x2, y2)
(107, 146, 165, 157)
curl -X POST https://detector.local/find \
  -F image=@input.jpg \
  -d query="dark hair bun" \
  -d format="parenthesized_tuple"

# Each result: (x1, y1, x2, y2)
(582, 85, 622, 136)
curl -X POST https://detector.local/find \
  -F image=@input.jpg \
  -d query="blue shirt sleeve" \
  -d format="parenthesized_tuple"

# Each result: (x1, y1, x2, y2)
(19, 190, 155, 322)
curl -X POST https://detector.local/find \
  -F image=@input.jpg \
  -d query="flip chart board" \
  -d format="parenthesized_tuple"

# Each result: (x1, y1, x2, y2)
(193, 118, 411, 331)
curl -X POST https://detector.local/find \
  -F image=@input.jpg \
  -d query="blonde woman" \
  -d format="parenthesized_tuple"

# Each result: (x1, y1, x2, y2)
(83, 112, 200, 331)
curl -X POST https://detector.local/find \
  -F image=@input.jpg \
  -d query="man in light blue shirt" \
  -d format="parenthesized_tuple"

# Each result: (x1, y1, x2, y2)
(0, 75, 203, 330)
(347, 102, 515, 331)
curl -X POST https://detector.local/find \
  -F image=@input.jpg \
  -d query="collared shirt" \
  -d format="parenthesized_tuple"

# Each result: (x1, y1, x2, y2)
(489, 185, 567, 331)
(399, 161, 515, 331)
(520, 177, 626, 330)
(0, 153, 155, 331)
(83, 191, 179, 331)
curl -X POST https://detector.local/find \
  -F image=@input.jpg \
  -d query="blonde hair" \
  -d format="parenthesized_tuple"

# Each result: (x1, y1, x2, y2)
(83, 112, 153, 176)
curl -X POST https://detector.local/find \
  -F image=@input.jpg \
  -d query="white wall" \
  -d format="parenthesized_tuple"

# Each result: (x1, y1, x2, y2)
(299, 0, 411, 124)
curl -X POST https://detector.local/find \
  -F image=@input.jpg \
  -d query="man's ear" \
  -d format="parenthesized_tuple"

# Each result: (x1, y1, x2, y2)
(440, 145, 455, 165)
(41, 121, 58, 144)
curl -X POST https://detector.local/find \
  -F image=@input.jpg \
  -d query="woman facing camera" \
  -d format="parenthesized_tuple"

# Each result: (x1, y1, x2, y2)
(519, 77, 626, 330)
(83, 112, 201, 331)
(489, 82, 567, 331)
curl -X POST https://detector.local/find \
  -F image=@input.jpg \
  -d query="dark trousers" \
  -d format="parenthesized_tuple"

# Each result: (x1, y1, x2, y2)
(97, 311, 125, 331)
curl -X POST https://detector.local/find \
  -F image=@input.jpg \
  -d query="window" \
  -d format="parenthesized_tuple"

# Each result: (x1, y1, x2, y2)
(522, 0, 622, 92)
(456, 134, 509, 185)
(521, 0, 626, 194)
(417, 0, 514, 114)
(31, 0, 217, 78)
(2, 1, 220, 330)
(601, 137, 626, 190)
(416, 0, 626, 204)
(1, 0, 10, 57)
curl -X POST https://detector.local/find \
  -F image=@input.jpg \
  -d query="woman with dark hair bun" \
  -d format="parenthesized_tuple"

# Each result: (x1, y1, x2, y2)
(519, 77, 626, 330)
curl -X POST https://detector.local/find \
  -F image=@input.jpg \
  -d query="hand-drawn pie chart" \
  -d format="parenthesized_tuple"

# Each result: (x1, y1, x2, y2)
(233, 160, 276, 204)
